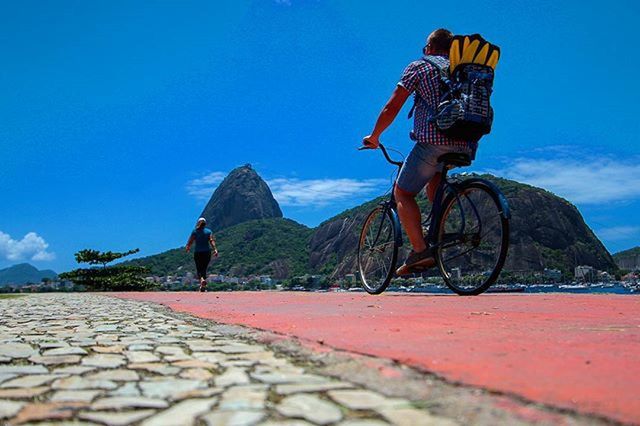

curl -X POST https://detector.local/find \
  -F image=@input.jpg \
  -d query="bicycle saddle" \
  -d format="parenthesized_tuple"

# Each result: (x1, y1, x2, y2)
(438, 153, 472, 168)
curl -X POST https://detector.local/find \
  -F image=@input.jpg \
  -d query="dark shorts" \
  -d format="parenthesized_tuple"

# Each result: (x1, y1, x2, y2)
(396, 143, 476, 195)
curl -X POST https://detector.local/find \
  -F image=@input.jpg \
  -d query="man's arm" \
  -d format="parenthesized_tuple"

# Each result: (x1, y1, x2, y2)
(185, 235, 195, 253)
(363, 85, 411, 148)
(209, 235, 218, 257)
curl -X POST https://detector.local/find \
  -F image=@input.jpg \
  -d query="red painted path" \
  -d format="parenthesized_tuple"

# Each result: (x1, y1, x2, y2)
(117, 292, 640, 424)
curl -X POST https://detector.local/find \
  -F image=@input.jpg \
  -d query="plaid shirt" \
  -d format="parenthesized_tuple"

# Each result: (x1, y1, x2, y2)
(399, 55, 477, 151)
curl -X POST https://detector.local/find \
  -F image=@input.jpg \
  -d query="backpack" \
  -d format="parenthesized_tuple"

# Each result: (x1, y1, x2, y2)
(411, 34, 500, 142)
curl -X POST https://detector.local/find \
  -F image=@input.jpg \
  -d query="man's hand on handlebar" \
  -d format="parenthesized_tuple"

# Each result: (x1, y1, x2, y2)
(362, 135, 380, 149)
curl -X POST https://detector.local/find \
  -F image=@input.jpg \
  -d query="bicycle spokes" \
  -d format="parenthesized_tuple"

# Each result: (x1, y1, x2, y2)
(358, 206, 398, 294)
(436, 183, 509, 295)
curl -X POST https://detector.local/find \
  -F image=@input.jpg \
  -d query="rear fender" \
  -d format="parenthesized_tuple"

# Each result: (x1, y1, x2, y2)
(388, 207, 403, 248)
(462, 178, 511, 219)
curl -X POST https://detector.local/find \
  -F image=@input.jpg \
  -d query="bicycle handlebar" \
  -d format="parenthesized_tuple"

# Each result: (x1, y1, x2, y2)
(358, 143, 403, 167)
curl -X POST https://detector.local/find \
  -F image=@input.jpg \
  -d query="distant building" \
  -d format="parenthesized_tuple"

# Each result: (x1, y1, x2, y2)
(451, 267, 462, 280)
(259, 275, 272, 285)
(574, 265, 595, 282)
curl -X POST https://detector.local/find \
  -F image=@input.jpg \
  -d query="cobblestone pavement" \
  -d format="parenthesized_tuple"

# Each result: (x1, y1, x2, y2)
(0, 294, 459, 426)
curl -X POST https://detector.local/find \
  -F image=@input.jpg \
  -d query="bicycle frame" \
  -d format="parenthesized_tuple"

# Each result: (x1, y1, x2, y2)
(360, 143, 510, 254)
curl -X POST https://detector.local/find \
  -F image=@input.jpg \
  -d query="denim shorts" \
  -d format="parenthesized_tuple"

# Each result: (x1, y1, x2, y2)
(396, 143, 476, 195)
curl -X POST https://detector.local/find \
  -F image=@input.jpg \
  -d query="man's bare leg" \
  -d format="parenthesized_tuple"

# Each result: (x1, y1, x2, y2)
(394, 185, 427, 253)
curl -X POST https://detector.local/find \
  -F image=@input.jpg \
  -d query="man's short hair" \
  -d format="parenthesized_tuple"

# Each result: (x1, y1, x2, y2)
(426, 28, 453, 53)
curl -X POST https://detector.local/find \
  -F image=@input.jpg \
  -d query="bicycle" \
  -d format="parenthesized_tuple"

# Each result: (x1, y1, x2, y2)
(357, 143, 511, 296)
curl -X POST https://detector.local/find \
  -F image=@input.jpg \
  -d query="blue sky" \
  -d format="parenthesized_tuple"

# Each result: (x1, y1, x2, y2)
(1, 0, 639, 272)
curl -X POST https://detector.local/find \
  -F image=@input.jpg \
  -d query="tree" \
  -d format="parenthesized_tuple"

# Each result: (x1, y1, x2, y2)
(60, 248, 154, 291)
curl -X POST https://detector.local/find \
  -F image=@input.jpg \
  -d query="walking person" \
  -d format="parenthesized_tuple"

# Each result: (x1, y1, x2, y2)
(186, 217, 218, 291)
(363, 28, 478, 275)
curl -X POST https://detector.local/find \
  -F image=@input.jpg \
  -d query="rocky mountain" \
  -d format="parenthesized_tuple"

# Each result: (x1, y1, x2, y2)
(134, 167, 617, 280)
(613, 247, 640, 270)
(308, 175, 617, 278)
(199, 164, 282, 232)
(0, 263, 57, 286)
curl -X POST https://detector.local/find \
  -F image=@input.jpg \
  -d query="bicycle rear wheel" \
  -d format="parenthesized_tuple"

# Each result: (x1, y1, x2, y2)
(435, 181, 509, 295)
(357, 205, 399, 294)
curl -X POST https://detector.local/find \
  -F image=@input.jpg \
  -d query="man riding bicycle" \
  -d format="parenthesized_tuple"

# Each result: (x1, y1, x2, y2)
(363, 28, 477, 276)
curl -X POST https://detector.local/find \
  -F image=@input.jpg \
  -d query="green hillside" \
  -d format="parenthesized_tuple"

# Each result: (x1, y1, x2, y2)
(613, 246, 640, 258)
(128, 218, 312, 279)
(0, 263, 58, 286)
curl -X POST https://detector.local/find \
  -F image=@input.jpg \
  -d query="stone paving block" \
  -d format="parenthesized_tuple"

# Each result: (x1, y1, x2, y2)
(51, 390, 103, 403)
(202, 410, 265, 426)
(220, 360, 255, 368)
(0, 343, 36, 359)
(179, 368, 214, 380)
(82, 354, 126, 368)
(52, 376, 119, 391)
(170, 387, 222, 401)
(275, 382, 354, 395)
(42, 347, 88, 356)
(38, 341, 69, 349)
(128, 363, 180, 376)
(139, 378, 206, 399)
(0, 373, 18, 384)
(171, 359, 218, 369)
(86, 369, 139, 382)
(139, 397, 218, 426)
(327, 390, 409, 411)
(91, 396, 169, 410)
(94, 325, 118, 332)
(29, 355, 82, 365)
(1, 374, 63, 389)
(52, 366, 95, 375)
(92, 345, 126, 354)
(0, 386, 50, 399)
(276, 394, 343, 425)
(0, 365, 48, 375)
(0, 399, 25, 419)
(9, 401, 87, 424)
(377, 407, 458, 426)
(218, 385, 268, 411)
(216, 344, 264, 354)
(71, 339, 97, 347)
(125, 351, 159, 363)
(127, 344, 153, 351)
(79, 409, 156, 426)
(108, 382, 140, 397)
(215, 367, 250, 387)
(254, 365, 304, 374)
(251, 371, 328, 385)
(192, 352, 227, 364)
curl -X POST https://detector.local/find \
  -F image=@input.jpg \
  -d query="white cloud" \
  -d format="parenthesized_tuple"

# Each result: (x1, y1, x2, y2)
(0, 231, 55, 262)
(267, 177, 388, 207)
(186, 171, 387, 208)
(488, 155, 640, 204)
(595, 226, 640, 241)
(186, 172, 227, 201)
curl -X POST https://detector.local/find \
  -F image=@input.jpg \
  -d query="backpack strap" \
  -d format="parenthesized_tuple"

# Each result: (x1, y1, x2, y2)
(407, 56, 449, 120)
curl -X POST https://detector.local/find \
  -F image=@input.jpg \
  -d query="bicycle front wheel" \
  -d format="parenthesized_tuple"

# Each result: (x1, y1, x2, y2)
(435, 181, 509, 295)
(357, 205, 399, 294)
